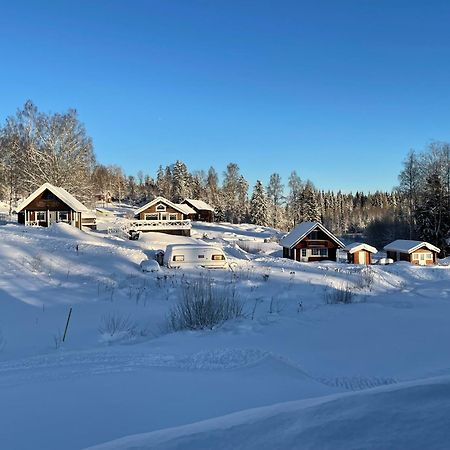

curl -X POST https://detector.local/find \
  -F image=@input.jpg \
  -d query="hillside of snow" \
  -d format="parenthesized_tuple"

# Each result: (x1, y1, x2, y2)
(0, 213, 449, 449)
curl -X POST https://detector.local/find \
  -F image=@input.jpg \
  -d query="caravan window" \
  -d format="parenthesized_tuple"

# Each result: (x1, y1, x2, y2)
(173, 255, 184, 262)
(198, 255, 205, 259)
(212, 254, 225, 260)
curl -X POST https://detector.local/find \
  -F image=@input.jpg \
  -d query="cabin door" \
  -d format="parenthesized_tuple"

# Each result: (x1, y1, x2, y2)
(48, 211, 57, 225)
(358, 252, 366, 264)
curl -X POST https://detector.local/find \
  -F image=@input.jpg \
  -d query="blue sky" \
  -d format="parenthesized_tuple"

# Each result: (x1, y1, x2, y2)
(1, 0, 450, 192)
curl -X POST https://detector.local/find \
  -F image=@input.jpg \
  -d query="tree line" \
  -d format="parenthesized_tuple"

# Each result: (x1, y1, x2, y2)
(1, 102, 449, 254)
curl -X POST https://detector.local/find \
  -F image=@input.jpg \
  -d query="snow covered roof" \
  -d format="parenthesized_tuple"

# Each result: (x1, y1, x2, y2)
(134, 197, 194, 216)
(16, 183, 89, 213)
(384, 240, 440, 254)
(183, 198, 214, 212)
(280, 221, 345, 249)
(175, 203, 196, 215)
(344, 243, 378, 254)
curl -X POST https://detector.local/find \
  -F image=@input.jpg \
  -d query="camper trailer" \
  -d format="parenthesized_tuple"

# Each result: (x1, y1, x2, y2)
(163, 244, 228, 269)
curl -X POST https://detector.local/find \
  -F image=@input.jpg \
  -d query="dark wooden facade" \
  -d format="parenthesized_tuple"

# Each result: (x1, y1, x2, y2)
(282, 227, 340, 262)
(17, 189, 83, 229)
(133, 198, 191, 236)
(136, 203, 186, 221)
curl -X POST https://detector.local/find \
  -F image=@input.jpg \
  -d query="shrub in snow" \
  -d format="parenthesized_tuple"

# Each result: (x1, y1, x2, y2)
(324, 283, 355, 304)
(98, 313, 137, 342)
(168, 279, 244, 331)
(140, 259, 161, 273)
(355, 267, 375, 290)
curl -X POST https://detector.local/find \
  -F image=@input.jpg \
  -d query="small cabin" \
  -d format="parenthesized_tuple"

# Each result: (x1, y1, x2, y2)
(280, 221, 344, 262)
(384, 240, 440, 265)
(344, 243, 377, 265)
(16, 183, 96, 230)
(131, 197, 196, 236)
(181, 199, 214, 222)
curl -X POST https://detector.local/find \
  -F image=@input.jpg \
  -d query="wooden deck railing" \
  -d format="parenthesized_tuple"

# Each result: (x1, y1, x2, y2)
(129, 219, 192, 231)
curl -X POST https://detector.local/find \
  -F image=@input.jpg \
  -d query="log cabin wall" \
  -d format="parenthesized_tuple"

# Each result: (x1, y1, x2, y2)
(138, 203, 185, 220)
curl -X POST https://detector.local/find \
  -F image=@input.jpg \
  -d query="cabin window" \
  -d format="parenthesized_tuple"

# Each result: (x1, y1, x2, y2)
(311, 248, 320, 256)
(160, 213, 168, 221)
(145, 213, 159, 220)
(212, 254, 225, 260)
(420, 253, 425, 261)
(173, 255, 184, 261)
(320, 248, 328, 257)
(169, 214, 177, 220)
(308, 231, 319, 240)
(413, 254, 419, 260)
(58, 211, 69, 222)
(156, 204, 166, 211)
(198, 255, 205, 259)
(36, 211, 46, 221)
(301, 249, 307, 257)
(426, 253, 433, 259)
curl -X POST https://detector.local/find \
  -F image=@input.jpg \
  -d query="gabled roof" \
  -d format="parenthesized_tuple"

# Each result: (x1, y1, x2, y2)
(344, 242, 378, 254)
(16, 183, 89, 213)
(182, 198, 214, 212)
(175, 203, 196, 215)
(280, 221, 345, 249)
(384, 240, 440, 254)
(135, 196, 194, 216)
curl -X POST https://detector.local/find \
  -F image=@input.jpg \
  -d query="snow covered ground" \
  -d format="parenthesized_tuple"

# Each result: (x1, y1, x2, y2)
(0, 211, 449, 449)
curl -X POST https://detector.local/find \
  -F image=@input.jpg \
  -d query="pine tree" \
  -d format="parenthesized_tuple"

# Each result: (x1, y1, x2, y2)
(250, 180, 269, 226)
(267, 173, 284, 228)
(301, 181, 321, 222)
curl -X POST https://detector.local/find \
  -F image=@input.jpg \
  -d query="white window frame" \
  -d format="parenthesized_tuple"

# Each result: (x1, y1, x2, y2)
(145, 213, 159, 221)
(169, 213, 177, 220)
(156, 204, 166, 212)
(57, 211, 69, 222)
(36, 211, 46, 221)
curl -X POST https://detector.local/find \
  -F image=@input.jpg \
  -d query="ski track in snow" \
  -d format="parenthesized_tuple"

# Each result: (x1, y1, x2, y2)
(0, 346, 400, 392)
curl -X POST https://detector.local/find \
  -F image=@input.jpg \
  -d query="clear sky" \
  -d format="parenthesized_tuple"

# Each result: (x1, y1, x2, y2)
(1, 0, 450, 192)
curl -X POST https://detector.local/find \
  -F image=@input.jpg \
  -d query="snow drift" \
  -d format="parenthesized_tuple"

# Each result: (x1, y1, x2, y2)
(86, 376, 450, 450)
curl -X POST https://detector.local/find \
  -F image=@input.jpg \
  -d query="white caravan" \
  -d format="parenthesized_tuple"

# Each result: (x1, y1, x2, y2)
(163, 244, 229, 269)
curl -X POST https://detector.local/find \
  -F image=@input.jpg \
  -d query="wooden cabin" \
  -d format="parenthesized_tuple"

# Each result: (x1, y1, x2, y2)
(181, 199, 214, 222)
(280, 221, 344, 262)
(16, 183, 96, 230)
(131, 197, 196, 236)
(384, 240, 440, 265)
(344, 243, 377, 265)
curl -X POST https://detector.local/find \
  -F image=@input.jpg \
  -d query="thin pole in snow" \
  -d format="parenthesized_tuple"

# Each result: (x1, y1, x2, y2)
(62, 307, 72, 342)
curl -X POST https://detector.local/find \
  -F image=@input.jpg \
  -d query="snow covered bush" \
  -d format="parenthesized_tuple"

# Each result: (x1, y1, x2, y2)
(355, 267, 375, 290)
(168, 279, 244, 331)
(98, 313, 137, 342)
(324, 284, 355, 304)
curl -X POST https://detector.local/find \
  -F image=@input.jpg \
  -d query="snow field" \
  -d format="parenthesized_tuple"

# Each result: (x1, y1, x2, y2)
(0, 217, 449, 449)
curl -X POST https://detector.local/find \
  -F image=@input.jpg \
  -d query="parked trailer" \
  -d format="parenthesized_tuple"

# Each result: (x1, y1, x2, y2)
(163, 244, 229, 269)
